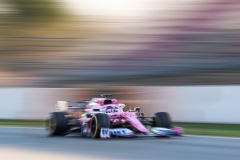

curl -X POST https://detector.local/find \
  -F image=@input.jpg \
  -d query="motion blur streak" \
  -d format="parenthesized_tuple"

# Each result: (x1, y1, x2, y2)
(1, 1, 239, 160)
(0, 0, 240, 87)
(0, 127, 240, 160)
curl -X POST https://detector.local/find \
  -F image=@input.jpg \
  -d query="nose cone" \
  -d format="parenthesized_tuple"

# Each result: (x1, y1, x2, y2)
(129, 120, 149, 133)
(121, 112, 149, 133)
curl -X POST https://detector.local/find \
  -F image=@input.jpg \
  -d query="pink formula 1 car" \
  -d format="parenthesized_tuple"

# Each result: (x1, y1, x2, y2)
(45, 94, 183, 138)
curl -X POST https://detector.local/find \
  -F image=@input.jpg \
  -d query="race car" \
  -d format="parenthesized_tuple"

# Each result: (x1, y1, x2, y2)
(45, 94, 183, 138)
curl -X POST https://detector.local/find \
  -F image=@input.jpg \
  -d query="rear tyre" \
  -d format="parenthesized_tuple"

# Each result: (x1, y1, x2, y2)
(153, 112, 171, 129)
(91, 113, 110, 138)
(45, 112, 68, 136)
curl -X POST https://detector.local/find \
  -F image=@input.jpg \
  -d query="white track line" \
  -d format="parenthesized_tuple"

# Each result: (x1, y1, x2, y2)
(0, 147, 115, 160)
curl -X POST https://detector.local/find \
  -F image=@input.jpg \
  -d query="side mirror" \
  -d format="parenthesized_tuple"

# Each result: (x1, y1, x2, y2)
(134, 107, 140, 112)
(86, 113, 92, 118)
(119, 104, 125, 109)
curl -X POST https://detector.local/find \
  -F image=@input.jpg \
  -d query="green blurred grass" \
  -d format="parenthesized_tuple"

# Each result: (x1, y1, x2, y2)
(173, 122, 240, 137)
(0, 120, 239, 137)
(0, 119, 44, 127)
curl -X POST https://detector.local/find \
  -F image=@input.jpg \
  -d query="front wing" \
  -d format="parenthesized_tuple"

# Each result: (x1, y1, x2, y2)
(100, 127, 183, 139)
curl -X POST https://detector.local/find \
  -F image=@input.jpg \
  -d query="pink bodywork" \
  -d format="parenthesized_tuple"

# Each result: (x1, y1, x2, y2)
(108, 112, 149, 133)
(78, 97, 183, 135)
(78, 98, 150, 133)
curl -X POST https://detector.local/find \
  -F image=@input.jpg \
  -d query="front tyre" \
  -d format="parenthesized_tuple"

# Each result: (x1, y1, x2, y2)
(153, 112, 171, 129)
(91, 113, 110, 138)
(45, 112, 68, 136)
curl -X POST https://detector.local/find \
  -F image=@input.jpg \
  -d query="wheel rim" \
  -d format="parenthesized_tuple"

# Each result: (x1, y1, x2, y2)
(91, 118, 97, 137)
(155, 116, 161, 127)
(46, 114, 56, 135)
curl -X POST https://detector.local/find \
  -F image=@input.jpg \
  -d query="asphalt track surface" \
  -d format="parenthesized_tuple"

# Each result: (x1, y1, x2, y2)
(0, 127, 240, 160)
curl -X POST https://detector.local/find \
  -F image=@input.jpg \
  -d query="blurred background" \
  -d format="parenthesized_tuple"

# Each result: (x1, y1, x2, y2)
(1, 0, 240, 87)
(0, 2, 240, 159)
(0, 0, 240, 123)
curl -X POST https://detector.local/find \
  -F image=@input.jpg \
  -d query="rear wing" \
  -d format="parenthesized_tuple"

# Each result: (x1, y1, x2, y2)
(101, 94, 112, 98)
(56, 100, 91, 111)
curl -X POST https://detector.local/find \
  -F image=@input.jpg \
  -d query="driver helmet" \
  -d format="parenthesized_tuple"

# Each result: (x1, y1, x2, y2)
(106, 106, 115, 113)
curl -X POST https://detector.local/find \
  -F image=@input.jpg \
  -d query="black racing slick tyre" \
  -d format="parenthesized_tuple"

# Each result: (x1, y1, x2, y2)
(91, 113, 110, 138)
(153, 112, 171, 129)
(45, 112, 68, 136)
